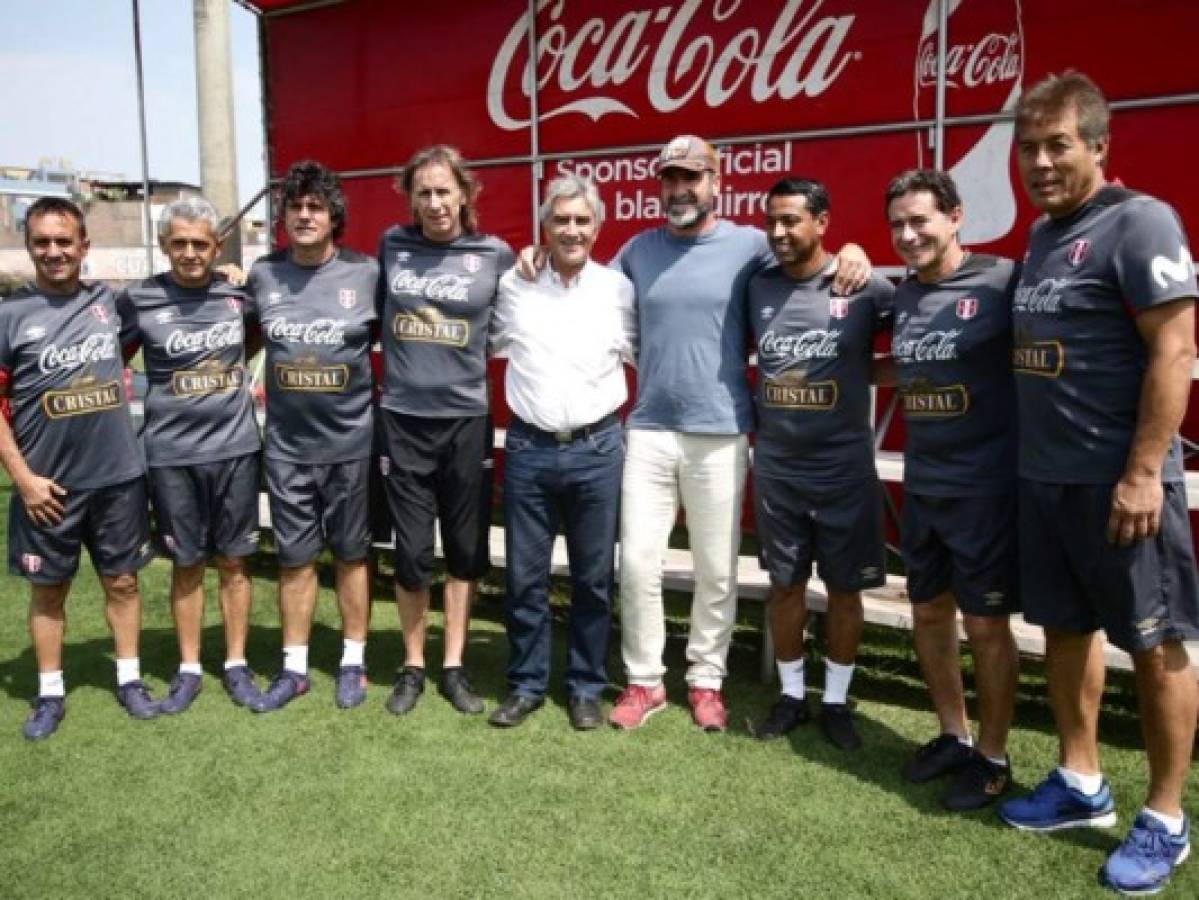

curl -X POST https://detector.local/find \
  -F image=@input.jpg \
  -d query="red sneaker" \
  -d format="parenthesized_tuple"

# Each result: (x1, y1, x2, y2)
(688, 687, 727, 732)
(609, 683, 667, 730)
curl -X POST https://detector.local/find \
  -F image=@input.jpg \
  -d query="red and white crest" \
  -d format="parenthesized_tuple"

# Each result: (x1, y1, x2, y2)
(338, 288, 357, 308)
(956, 296, 978, 319)
(462, 254, 482, 274)
(1068, 239, 1091, 267)
(226, 297, 241, 313)
(21, 553, 42, 574)
(829, 297, 849, 319)
(89, 304, 109, 325)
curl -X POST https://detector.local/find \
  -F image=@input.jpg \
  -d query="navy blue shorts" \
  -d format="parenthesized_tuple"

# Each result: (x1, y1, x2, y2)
(753, 473, 884, 592)
(264, 456, 371, 568)
(379, 411, 492, 589)
(1019, 479, 1199, 653)
(8, 476, 154, 584)
(901, 491, 1019, 617)
(149, 453, 261, 566)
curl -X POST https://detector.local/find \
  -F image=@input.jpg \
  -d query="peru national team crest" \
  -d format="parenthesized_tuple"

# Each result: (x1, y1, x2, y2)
(829, 297, 849, 319)
(89, 303, 109, 325)
(1068, 239, 1091, 267)
(462, 253, 482, 274)
(338, 288, 357, 309)
(227, 297, 241, 314)
(956, 296, 978, 320)
(21, 553, 42, 574)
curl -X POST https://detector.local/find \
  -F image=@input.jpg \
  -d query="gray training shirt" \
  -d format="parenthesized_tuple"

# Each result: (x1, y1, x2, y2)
(1014, 185, 1195, 484)
(377, 224, 515, 418)
(246, 247, 379, 464)
(749, 265, 893, 482)
(117, 274, 260, 467)
(0, 282, 143, 490)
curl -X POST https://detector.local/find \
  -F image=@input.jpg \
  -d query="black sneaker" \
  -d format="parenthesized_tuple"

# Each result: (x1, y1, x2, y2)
(904, 733, 974, 783)
(250, 670, 309, 714)
(819, 702, 861, 751)
(335, 665, 367, 709)
(117, 680, 160, 720)
(222, 665, 261, 708)
(750, 695, 810, 741)
(440, 667, 484, 715)
(159, 672, 203, 715)
(22, 696, 65, 741)
(385, 666, 426, 716)
(942, 752, 1012, 812)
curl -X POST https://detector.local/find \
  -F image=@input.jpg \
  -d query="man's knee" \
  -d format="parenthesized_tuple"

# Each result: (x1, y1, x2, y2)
(101, 572, 140, 604)
(30, 582, 70, 614)
(963, 612, 1013, 647)
(213, 555, 248, 581)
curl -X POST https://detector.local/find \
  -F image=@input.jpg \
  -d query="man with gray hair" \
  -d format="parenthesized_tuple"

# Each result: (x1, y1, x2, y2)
(488, 174, 635, 729)
(116, 195, 263, 713)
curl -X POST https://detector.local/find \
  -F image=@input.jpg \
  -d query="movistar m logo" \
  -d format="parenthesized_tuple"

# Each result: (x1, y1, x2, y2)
(1151, 247, 1195, 290)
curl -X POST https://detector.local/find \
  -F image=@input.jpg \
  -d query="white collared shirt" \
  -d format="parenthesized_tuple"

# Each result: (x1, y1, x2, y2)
(490, 259, 636, 432)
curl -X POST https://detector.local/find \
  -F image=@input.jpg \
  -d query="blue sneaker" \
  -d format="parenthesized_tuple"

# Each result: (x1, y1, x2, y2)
(335, 665, 367, 709)
(222, 665, 261, 708)
(22, 696, 65, 741)
(250, 670, 309, 713)
(999, 770, 1117, 831)
(116, 680, 160, 720)
(1101, 813, 1190, 896)
(159, 672, 202, 715)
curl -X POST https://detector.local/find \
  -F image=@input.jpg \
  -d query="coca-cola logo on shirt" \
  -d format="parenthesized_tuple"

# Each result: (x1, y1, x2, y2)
(390, 269, 472, 303)
(760, 328, 841, 361)
(893, 330, 963, 362)
(38, 333, 117, 375)
(487, 0, 860, 130)
(164, 321, 244, 357)
(1013, 279, 1067, 315)
(265, 317, 348, 345)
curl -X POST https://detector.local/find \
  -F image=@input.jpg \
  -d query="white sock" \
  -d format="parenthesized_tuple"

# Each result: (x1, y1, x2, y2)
(1057, 766, 1104, 796)
(224, 658, 248, 671)
(115, 658, 141, 686)
(340, 639, 366, 668)
(39, 670, 65, 698)
(956, 733, 975, 747)
(777, 658, 805, 699)
(283, 645, 308, 676)
(1142, 806, 1187, 836)
(179, 662, 203, 677)
(823, 660, 855, 705)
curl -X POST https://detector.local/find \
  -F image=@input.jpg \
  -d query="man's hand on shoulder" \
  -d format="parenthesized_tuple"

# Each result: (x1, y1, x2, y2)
(831, 243, 872, 296)
(216, 263, 247, 287)
(516, 246, 546, 282)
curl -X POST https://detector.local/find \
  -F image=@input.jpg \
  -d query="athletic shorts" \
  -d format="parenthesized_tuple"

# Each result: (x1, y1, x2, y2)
(149, 453, 261, 566)
(753, 472, 885, 592)
(8, 476, 154, 584)
(901, 491, 1019, 617)
(1019, 479, 1199, 653)
(264, 456, 371, 568)
(379, 410, 492, 590)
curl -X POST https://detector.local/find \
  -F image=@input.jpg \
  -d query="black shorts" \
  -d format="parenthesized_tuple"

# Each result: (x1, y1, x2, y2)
(8, 476, 154, 584)
(379, 410, 492, 590)
(901, 491, 1019, 617)
(1020, 479, 1199, 653)
(753, 472, 885, 592)
(264, 456, 371, 568)
(149, 453, 261, 566)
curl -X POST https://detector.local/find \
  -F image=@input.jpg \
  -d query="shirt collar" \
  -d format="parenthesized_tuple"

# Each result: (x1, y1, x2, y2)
(546, 259, 589, 289)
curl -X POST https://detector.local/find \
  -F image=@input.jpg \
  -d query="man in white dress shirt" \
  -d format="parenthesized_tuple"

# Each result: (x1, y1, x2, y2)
(488, 174, 636, 730)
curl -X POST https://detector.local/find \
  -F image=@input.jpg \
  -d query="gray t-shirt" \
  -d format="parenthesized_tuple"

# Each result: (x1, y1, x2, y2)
(377, 225, 514, 418)
(246, 248, 379, 464)
(117, 274, 260, 467)
(0, 282, 143, 490)
(1014, 186, 1195, 483)
(749, 266, 893, 482)
(614, 220, 774, 434)
(892, 254, 1019, 497)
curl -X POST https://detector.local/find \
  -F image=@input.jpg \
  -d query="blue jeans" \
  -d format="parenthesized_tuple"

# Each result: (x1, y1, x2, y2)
(502, 418, 623, 699)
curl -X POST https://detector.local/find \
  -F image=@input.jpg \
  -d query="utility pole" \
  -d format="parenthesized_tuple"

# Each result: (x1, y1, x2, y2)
(193, 0, 241, 265)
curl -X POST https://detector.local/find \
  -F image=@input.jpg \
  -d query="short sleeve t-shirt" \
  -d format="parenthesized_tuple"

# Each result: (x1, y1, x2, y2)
(246, 247, 379, 463)
(749, 266, 893, 482)
(891, 253, 1019, 497)
(117, 274, 259, 467)
(1013, 186, 1195, 484)
(614, 220, 774, 434)
(376, 225, 514, 418)
(0, 282, 143, 490)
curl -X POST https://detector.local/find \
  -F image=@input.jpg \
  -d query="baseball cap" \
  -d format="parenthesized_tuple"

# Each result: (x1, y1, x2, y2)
(654, 135, 720, 175)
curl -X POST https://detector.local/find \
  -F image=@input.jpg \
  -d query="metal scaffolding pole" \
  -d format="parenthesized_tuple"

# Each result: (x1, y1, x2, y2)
(131, 0, 155, 276)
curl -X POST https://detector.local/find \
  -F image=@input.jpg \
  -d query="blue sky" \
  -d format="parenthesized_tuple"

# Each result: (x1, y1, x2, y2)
(0, 0, 264, 209)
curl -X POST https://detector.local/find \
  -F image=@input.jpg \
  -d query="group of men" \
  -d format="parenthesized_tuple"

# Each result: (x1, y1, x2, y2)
(1, 69, 1195, 895)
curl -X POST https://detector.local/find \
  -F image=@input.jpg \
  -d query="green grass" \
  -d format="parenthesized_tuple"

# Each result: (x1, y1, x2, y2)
(0, 483, 1195, 899)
